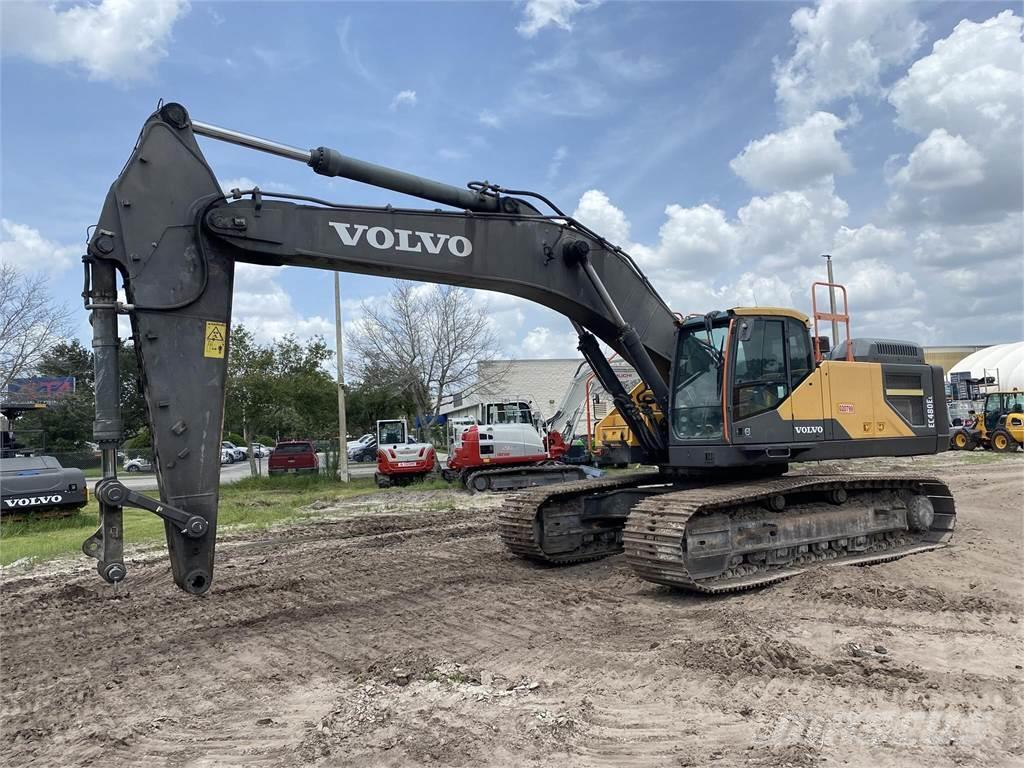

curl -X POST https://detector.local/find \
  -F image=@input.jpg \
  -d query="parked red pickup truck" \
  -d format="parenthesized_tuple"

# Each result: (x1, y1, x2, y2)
(268, 441, 319, 476)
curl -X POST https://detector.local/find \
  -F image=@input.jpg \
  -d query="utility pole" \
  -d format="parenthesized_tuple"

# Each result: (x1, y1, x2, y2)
(334, 273, 349, 483)
(821, 254, 839, 345)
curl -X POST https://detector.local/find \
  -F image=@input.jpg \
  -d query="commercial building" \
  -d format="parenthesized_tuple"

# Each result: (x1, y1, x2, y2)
(947, 341, 1024, 398)
(923, 345, 990, 377)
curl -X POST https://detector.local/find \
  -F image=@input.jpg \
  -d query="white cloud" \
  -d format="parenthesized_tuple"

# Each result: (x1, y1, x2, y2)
(840, 257, 922, 312)
(473, 290, 528, 335)
(0, 220, 79, 275)
(564, 187, 932, 339)
(486, 38, 651, 123)
(559, 10, 1021, 345)
(575, 184, 847, 276)
(390, 90, 418, 110)
(891, 129, 985, 192)
(516, 0, 597, 38)
(516, 325, 581, 358)
(830, 223, 910, 265)
(478, 110, 501, 129)
(774, 0, 925, 122)
(0, 0, 189, 82)
(872, 11, 1023, 342)
(641, 203, 740, 271)
(219, 177, 296, 196)
(336, 17, 374, 83)
(231, 264, 333, 344)
(730, 111, 852, 191)
(220, 178, 259, 196)
(592, 50, 667, 81)
(912, 212, 1022, 268)
(736, 181, 849, 269)
(727, 272, 804, 311)
(886, 11, 1023, 224)
(572, 190, 632, 245)
(249, 46, 310, 73)
(888, 11, 1023, 142)
(547, 146, 568, 181)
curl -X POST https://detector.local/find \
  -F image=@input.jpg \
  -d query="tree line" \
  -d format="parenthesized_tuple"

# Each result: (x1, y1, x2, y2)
(4, 273, 505, 457)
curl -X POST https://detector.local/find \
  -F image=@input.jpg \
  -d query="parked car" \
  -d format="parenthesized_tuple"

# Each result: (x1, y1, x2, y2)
(220, 448, 233, 465)
(346, 434, 374, 451)
(348, 438, 378, 463)
(221, 441, 245, 462)
(234, 443, 270, 459)
(123, 456, 153, 473)
(268, 441, 319, 475)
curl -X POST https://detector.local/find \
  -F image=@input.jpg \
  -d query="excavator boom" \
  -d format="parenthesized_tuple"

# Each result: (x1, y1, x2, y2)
(84, 103, 678, 592)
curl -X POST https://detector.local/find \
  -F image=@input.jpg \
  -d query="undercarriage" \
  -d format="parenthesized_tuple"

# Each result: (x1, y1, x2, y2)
(498, 472, 956, 592)
(463, 464, 587, 493)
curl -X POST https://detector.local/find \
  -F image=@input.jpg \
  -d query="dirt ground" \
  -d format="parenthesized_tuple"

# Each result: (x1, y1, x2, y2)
(2, 452, 1022, 767)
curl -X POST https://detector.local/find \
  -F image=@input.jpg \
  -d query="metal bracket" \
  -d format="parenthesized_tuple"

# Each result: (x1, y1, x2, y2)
(93, 478, 209, 538)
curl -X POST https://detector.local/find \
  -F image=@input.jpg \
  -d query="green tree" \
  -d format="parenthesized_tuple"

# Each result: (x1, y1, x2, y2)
(16, 339, 147, 451)
(269, 334, 337, 439)
(224, 326, 275, 475)
(344, 370, 418, 435)
(223, 326, 338, 475)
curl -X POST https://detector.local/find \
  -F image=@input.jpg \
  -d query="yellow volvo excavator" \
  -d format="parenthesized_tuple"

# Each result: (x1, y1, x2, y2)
(80, 103, 955, 595)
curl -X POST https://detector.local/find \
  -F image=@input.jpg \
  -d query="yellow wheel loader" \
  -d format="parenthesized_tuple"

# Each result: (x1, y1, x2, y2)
(950, 390, 1024, 452)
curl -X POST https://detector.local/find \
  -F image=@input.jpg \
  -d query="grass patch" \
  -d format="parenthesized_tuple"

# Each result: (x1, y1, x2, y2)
(0, 474, 452, 568)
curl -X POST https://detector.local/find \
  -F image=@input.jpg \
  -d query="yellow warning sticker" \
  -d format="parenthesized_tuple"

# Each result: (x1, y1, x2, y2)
(204, 321, 227, 358)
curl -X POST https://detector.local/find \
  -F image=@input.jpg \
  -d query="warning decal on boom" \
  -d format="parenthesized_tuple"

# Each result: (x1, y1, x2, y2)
(204, 322, 226, 358)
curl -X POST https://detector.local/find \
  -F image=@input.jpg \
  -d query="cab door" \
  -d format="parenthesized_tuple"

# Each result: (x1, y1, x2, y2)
(785, 318, 826, 442)
(730, 317, 792, 446)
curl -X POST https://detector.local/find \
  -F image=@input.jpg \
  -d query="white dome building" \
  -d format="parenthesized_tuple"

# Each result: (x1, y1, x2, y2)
(949, 341, 1024, 393)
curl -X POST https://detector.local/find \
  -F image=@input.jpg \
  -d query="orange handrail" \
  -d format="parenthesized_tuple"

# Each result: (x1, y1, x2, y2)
(811, 281, 853, 362)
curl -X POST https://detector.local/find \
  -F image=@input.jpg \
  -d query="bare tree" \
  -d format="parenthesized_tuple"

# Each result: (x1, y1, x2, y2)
(0, 264, 73, 394)
(347, 281, 508, 431)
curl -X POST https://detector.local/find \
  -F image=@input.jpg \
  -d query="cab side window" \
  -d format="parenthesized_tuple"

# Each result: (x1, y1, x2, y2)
(787, 319, 815, 390)
(733, 318, 787, 421)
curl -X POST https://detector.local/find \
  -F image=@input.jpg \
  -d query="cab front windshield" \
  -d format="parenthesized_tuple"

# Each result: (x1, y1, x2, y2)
(672, 322, 728, 440)
(485, 402, 533, 425)
(378, 421, 407, 445)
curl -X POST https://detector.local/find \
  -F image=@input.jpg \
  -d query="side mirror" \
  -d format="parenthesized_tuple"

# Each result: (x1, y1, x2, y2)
(738, 320, 753, 342)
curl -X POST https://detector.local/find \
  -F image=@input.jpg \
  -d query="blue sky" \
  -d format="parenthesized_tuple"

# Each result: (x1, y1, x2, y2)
(2, 0, 1021, 365)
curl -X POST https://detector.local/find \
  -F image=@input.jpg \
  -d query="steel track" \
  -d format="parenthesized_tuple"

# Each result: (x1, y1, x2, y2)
(497, 472, 956, 593)
(497, 473, 664, 563)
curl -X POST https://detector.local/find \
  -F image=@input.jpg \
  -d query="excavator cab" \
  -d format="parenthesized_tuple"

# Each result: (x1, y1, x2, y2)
(669, 307, 947, 469)
(671, 309, 814, 451)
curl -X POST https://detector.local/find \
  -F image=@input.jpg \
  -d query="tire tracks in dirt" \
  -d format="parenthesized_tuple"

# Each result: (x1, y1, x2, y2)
(2, 458, 1022, 767)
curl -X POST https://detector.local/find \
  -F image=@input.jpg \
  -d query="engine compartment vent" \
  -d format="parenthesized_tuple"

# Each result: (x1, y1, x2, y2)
(829, 338, 925, 365)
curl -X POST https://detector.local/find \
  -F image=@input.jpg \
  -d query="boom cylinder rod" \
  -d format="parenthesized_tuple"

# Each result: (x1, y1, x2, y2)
(190, 115, 501, 213)
(191, 120, 311, 163)
(574, 324, 663, 456)
(580, 260, 669, 408)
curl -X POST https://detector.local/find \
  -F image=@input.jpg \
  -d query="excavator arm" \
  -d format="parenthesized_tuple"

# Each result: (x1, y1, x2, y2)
(83, 103, 680, 593)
